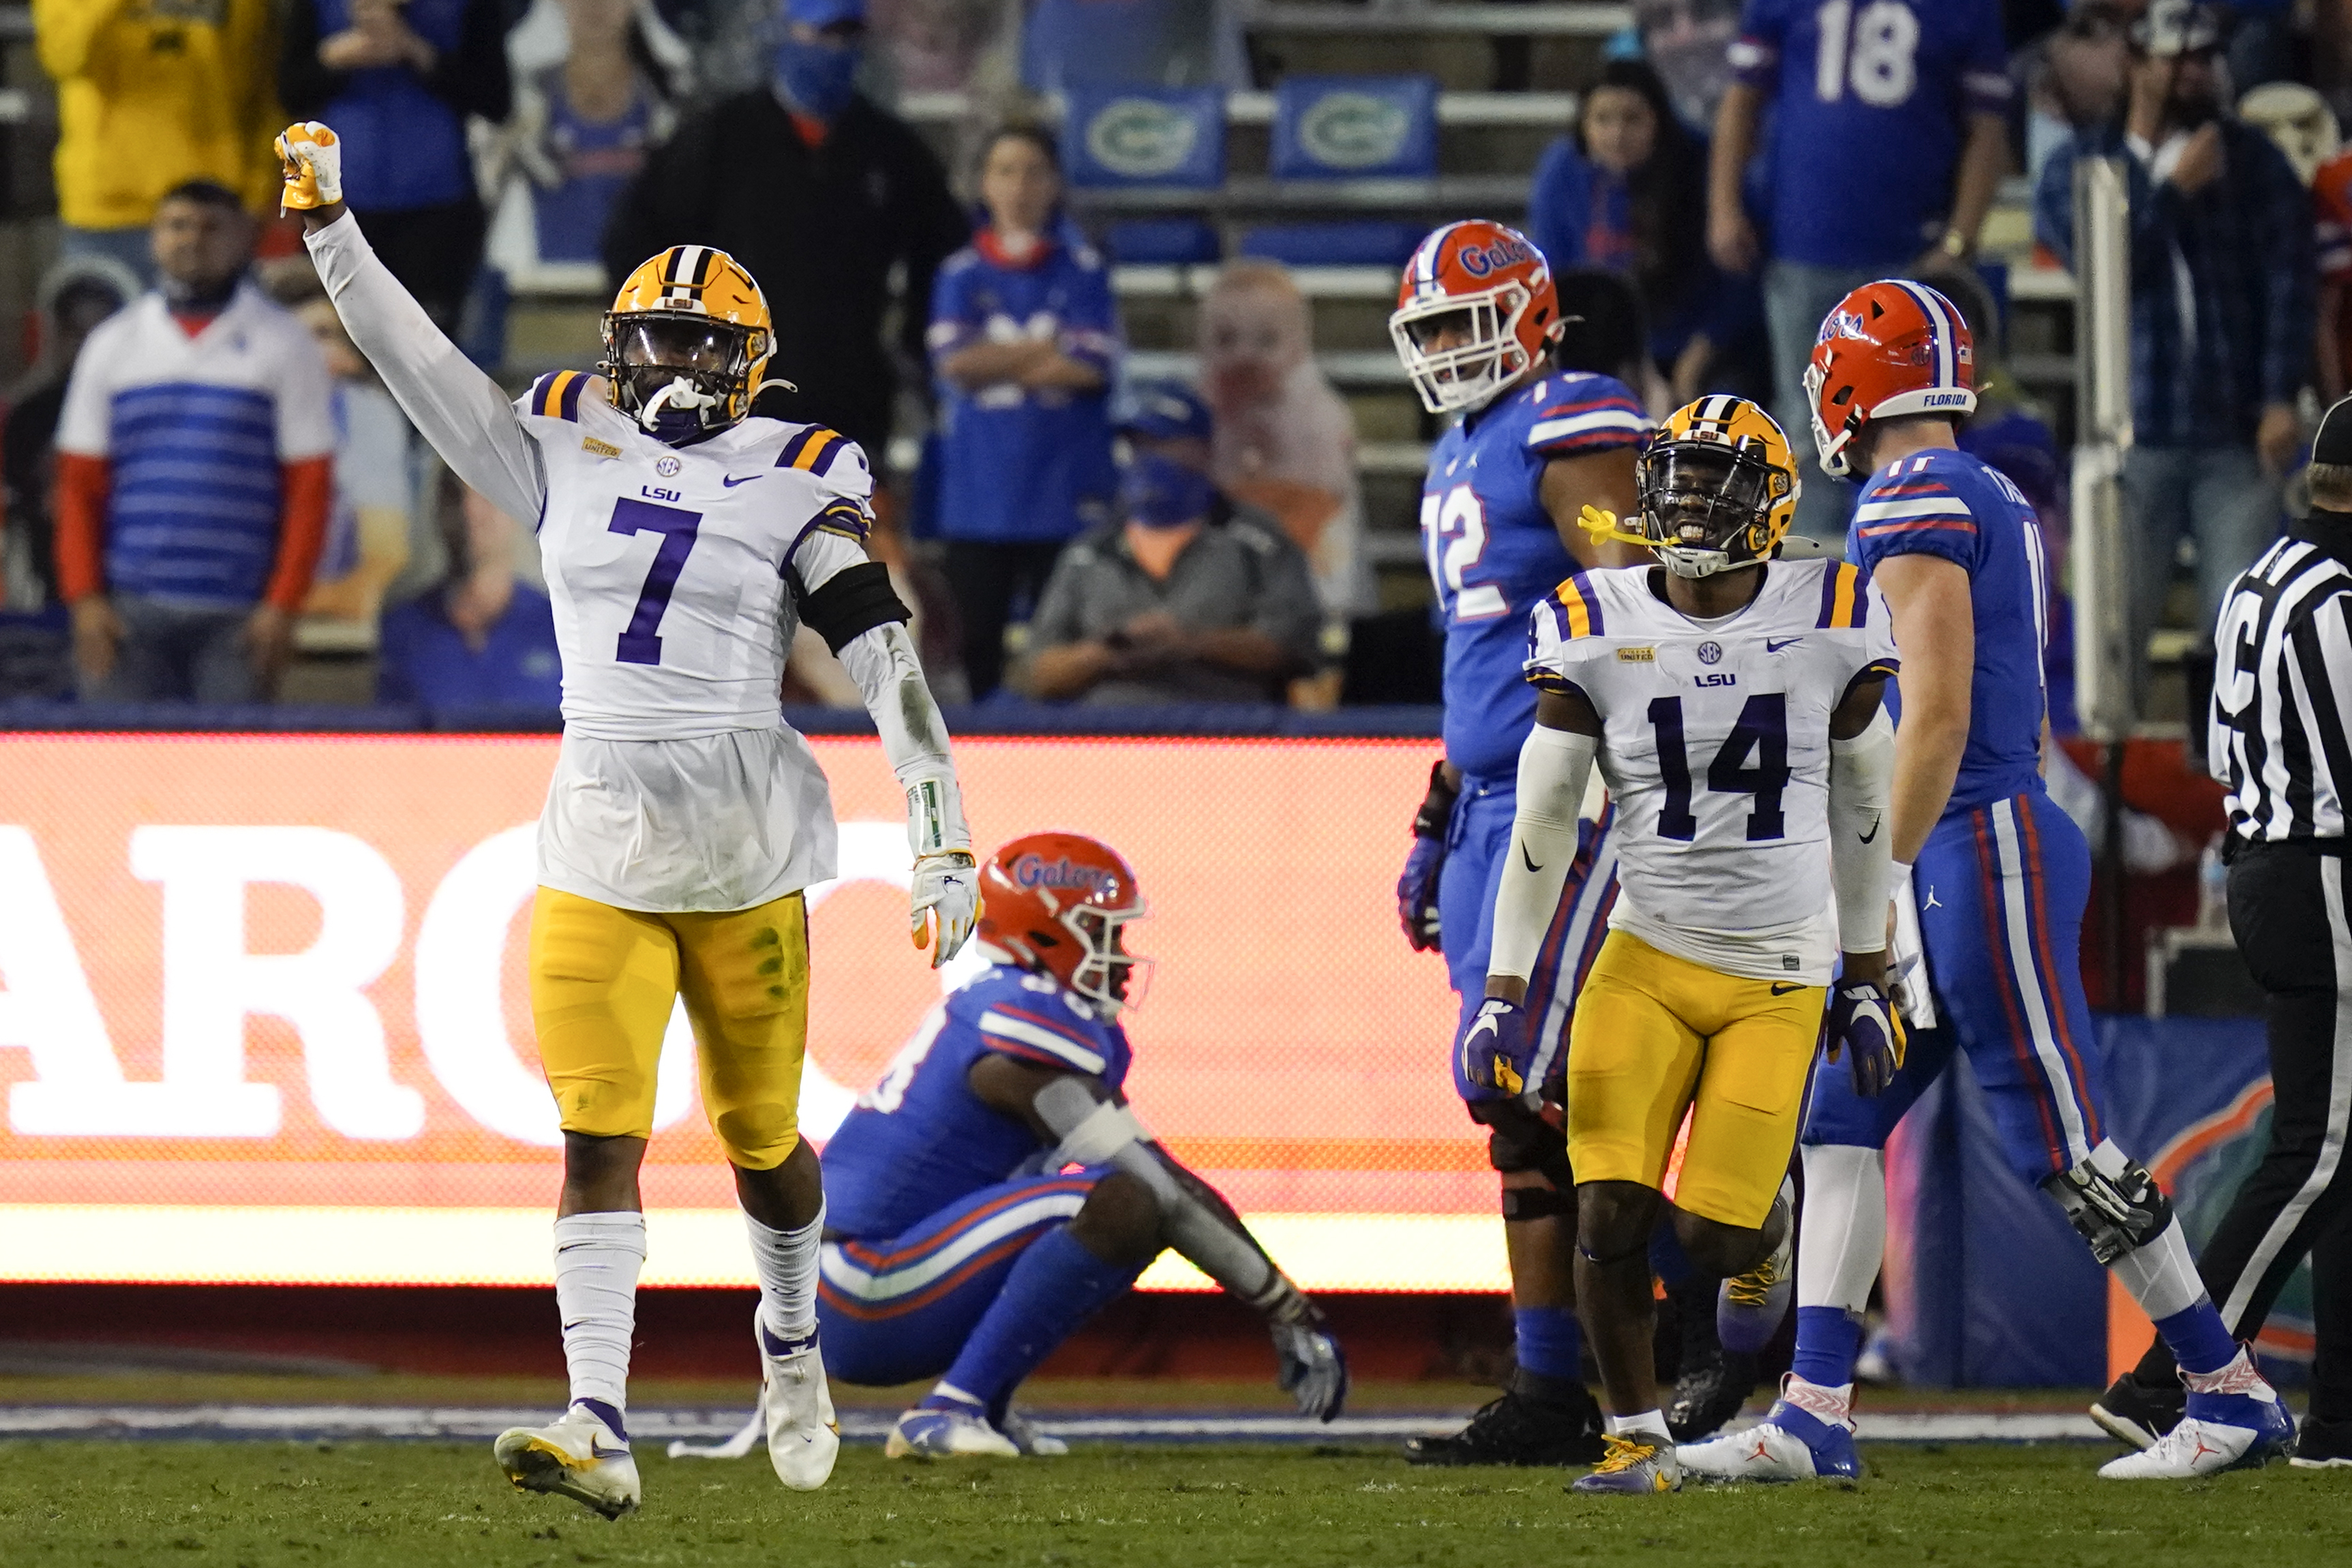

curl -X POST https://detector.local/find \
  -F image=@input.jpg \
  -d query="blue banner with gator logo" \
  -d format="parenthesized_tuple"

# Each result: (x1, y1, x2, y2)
(1062, 87, 1226, 189)
(1270, 76, 1439, 181)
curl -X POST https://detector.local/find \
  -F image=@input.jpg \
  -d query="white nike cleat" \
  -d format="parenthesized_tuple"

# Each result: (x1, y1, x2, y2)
(493, 1404, 642, 1520)
(757, 1316, 840, 1490)
(999, 1408, 1070, 1457)
(1679, 1420, 1845, 1483)
(884, 1403, 1023, 1459)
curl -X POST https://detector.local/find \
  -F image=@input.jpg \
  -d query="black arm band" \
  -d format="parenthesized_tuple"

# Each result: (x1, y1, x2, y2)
(792, 560, 911, 653)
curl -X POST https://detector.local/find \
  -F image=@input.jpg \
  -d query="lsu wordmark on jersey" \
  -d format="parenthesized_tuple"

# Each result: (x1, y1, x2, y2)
(1528, 558, 1897, 985)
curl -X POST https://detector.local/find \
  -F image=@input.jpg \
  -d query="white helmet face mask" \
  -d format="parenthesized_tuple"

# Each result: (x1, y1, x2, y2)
(1061, 901, 1152, 1016)
(1803, 358, 1855, 479)
(1389, 282, 1531, 416)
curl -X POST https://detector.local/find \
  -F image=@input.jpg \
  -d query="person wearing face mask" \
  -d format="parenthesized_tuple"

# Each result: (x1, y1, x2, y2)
(929, 125, 1119, 701)
(605, 0, 968, 464)
(1020, 381, 1322, 706)
(2036, 0, 2315, 717)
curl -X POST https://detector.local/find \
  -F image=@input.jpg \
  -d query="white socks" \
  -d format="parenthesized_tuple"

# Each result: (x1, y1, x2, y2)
(745, 1202, 824, 1346)
(1607, 1409, 1672, 1443)
(554, 1211, 646, 1414)
(1797, 1144, 1886, 1313)
(2109, 1220, 2210, 1323)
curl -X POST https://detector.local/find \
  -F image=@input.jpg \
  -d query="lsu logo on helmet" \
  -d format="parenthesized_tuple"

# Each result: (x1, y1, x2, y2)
(601, 245, 779, 440)
(1626, 395, 1801, 580)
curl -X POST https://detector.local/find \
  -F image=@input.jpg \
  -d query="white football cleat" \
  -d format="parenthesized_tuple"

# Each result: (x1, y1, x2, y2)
(1678, 1419, 1851, 1483)
(2098, 1409, 2295, 1479)
(757, 1316, 840, 1490)
(884, 1404, 1023, 1459)
(493, 1404, 642, 1520)
(999, 1408, 1070, 1457)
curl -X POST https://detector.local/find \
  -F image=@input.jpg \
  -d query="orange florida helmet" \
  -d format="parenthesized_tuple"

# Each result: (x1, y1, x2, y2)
(1805, 278, 1978, 478)
(1389, 220, 1561, 415)
(977, 832, 1151, 1013)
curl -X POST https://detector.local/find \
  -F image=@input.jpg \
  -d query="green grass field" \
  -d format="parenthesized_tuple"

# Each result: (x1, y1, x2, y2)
(2, 1441, 2347, 1568)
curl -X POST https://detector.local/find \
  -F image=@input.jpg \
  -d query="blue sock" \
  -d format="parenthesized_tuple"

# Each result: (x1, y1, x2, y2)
(1648, 1223, 1693, 1289)
(2154, 1301, 2237, 1378)
(1513, 1306, 1582, 1382)
(928, 1226, 1142, 1413)
(1790, 1306, 1863, 1389)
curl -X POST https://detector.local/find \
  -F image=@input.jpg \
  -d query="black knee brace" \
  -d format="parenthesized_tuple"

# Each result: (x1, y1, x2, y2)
(1501, 1185, 1575, 1222)
(1470, 1096, 1575, 1192)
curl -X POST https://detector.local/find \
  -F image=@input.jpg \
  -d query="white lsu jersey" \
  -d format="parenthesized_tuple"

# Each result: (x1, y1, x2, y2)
(1526, 559, 1899, 984)
(515, 370, 871, 741)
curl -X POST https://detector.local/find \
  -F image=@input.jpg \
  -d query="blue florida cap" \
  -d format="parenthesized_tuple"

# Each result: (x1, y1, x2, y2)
(1115, 379, 1214, 444)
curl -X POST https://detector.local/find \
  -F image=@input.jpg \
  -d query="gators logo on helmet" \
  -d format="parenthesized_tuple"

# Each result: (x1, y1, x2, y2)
(1388, 220, 1560, 416)
(601, 245, 780, 442)
(978, 832, 1152, 1015)
(1805, 279, 1977, 478)
(1602, 396, 1800, 579)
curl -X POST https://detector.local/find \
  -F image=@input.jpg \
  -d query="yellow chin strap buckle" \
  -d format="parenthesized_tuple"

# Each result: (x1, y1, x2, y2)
(1578, 504, 1657, 554)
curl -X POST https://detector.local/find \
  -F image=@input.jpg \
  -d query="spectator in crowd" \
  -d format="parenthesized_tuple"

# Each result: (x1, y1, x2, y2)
(1022, 381, 1322, 706)
(1529, 59, 1762, 408)
(3, 256, 140, 612)
(52, 182, 337, 704)
(928, 125, 1118, 699)
(33, 0, 284, 284)
(262, 267, 418, 635)
(1195, 259, 1368, 659)
(2303, 100, 2352, 398)
(1709, 0, 2011, 537)
(378, 483, 562, 710)
(607, 0, 969, 460)
(1633, 0, 1743, 132)
(869, 0, 1011, 91)
(485, 0, 690, 275)
(2024, 1, 2137, 183)
(2036, 0, 2314, 710)
(281, 0, 515, 330)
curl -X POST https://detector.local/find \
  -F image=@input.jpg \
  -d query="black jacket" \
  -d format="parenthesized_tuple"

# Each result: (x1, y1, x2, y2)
(603, 89, 970, 457)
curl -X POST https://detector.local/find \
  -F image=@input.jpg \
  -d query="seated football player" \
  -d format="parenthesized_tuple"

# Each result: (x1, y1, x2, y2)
(1460, 396, 1904, 1494)
(815, 831, 1347, 1457)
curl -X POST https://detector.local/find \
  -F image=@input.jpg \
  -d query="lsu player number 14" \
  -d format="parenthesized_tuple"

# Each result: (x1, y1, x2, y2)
(280, 123, 981, 1518)
(1466, 395, 1903, 1496)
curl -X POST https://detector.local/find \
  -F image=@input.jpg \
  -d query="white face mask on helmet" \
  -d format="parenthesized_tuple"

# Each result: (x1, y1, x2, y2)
(1388, 283, 1535, 416)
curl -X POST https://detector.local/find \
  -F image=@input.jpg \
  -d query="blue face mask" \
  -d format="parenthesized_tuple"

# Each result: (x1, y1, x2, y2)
(774, 37, 860, 121)
(1120, 451, 1216, 529)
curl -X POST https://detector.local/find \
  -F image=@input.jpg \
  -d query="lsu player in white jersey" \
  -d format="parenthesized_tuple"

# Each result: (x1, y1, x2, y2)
(1458, 397, 1905, 1494)
(277, 125, 981, 1518)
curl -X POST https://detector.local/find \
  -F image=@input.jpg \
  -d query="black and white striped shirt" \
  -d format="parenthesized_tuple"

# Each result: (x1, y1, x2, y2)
(2212, 533, 2352, 841)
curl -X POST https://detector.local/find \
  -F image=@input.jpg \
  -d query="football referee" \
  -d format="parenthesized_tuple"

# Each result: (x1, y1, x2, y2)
(2093, 396, 2352, 1468)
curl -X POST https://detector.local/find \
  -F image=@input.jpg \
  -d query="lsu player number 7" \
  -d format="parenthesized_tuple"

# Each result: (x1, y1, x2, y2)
(279, 124, 981, 1518)
(1464, 396, 1904, 1494)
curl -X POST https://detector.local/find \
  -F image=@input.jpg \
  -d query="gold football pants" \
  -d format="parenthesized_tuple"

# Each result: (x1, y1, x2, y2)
(1565, 931, 1826, 1228)
(528, 886, 810, 1169)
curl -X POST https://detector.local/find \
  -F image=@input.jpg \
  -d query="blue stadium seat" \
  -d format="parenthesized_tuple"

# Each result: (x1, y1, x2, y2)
(1102, 219, 1223, 265)
(1243, 76, 1438, 268)
(1060, 86, 1226, 190)
(1021, 0, 1240, 93)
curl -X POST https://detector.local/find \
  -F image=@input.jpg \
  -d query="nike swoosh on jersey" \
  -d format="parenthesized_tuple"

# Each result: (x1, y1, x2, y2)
(723, 474, 759, 487)
(1766, 636, 1804, 652)
(1770, 982, 1805, 995)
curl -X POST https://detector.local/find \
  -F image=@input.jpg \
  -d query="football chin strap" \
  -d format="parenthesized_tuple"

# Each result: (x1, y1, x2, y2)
(1032, 1076, 1347, 1420)
(1578, 504, 1761, 580)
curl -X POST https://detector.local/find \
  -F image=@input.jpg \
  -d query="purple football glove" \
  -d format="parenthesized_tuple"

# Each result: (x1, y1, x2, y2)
(1824, 976, 1905, 1097)
(1398, 835, 1445, 952)
(1457, 997, 1535, 1098)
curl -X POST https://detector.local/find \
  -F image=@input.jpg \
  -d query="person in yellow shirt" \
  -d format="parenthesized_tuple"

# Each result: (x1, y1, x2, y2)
(35, 0, 284, 282)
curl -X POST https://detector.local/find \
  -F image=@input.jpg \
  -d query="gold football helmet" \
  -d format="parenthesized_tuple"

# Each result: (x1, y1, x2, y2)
(601, 245, 778, 439)
(1617, 395, 1802, 578)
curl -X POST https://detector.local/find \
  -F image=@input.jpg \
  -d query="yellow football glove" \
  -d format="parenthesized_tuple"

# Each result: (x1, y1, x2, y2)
(275, 122, 343, 213)
(1578, 503, 1651, 552)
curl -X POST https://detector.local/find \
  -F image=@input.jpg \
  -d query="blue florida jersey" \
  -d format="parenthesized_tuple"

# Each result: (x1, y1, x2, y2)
(822, 965, 1133, 1239)
(1730, 0, 2011, 269)
(1424, 371, 1650, 779)
(1847, 447, 2050, 816)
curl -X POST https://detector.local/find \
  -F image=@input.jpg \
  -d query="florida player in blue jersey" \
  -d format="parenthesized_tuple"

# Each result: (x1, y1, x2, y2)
(1388, 221, 1651, 1464)
(1680, 280, 2293, 1484)
(812, 832, 1345, 1458)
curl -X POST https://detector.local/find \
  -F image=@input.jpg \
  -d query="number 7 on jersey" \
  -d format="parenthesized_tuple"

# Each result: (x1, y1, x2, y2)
(608, 497, 702, 665)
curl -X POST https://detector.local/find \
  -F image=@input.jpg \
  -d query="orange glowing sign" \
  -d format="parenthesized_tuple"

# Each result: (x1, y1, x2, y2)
(0, 735, 1503, 1289)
